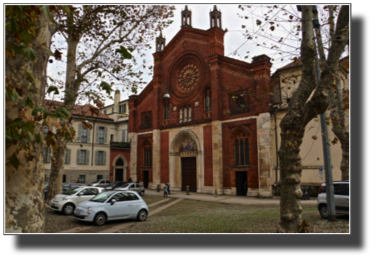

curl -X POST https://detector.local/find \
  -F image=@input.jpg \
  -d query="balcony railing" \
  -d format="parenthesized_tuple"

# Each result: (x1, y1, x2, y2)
(110, 141, 131, 149)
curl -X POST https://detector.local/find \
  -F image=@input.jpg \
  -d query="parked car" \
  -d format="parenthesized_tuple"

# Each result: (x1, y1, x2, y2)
(317, 181, 349, 218)
(44, 182, 85, 199)
(62, 183, 86, 192)
(88, 179, 113, 188)
(114, 182, 145, 195)
(73, 190, 149, 226)
(50, 186, 104, 215)
(105, 181, 129, 191)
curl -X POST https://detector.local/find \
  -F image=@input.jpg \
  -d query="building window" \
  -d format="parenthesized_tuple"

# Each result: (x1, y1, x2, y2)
(96, 126, 107, 144)
(164, 102, 170, 120)
(119, 104, 126, 114)
(97, 175, 102, 180)
(79, 175, 85, 183)
(103, 110, 107, 115)
(234, 133, 250, 166)
(78, 124, 90, 143)
(64, 149, 71, 164)
(43, 147, 51, 163)
(77, 149, 89, 164)
(95, 150, 106, 165)
(110, 134, 114, 142)
(144, 141, 151, 167)
(112, 107, 114, 113)
(63, 175, 66, 183)
(205, 91, 212, 112)
(141, 111, 152, 130)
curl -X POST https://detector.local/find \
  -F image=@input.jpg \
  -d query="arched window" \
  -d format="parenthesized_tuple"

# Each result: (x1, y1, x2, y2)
(235, 139, 239, 165)
(234, 131, 250, 166)
(116, 158, 124, 166)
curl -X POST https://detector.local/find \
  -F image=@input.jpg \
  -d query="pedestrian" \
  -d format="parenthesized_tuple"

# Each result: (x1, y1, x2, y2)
(128, 177, 132, 183)
(77, 178, 81, 183)
(167, 182, 170, 194)
(163, 183, 168, 197)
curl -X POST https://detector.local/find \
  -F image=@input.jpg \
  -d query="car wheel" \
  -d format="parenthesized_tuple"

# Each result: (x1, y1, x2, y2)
(62, 203, 75, 215)
(137, 210, 147, 221)
(94, 213, 107, 226)
(140, 190, 144, 196)
(319, 204, 328, 219)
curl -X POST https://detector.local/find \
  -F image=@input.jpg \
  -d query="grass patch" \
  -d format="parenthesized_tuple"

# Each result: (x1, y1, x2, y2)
(121, 198, 349, 233)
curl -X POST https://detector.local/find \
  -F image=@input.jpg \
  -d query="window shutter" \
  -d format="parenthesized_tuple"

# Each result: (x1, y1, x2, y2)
(122, 130, 125, 142)
(104, 127, 108, 144)
(86, 150, 90, 164)
(95, 126, 99, 144)
(77, 150, 80, 163)
(235, 140, 239, 165)
(245, 139, 249, 165)
(47, 148, 51, 163)
(95, 150, 98, 165)
(67, 149, 71, 164)
(103, 151, 106, 165)
(87, 128, 91, 143)
(78, 124, 82, 142)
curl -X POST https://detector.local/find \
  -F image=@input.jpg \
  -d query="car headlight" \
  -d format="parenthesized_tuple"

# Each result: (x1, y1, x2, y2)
(61, 197, 69, 201)
(86, 207, 92, 212)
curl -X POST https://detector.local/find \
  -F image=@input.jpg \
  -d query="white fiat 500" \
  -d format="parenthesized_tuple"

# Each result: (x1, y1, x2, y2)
(73, 190, 149, 226)
(50, 186, 104, 215)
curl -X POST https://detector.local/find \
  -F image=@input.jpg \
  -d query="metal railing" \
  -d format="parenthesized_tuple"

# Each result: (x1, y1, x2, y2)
(110, 141, 131, 149)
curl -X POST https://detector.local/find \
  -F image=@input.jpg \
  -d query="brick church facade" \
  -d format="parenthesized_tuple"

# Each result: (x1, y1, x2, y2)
(125, 6, 274, 197)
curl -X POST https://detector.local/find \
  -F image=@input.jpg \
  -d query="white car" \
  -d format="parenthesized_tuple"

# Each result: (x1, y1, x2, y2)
(73, 190, 149, 226)
(317, 181, 349, 218)
(113, 182, 145, 195)
(50, 186, 104, 215)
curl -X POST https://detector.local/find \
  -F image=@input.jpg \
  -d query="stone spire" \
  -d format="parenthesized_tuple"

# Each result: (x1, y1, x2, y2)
(181, 5, 192, 28)
(155, 29, 165, 52)
(210, 5, 222, 29)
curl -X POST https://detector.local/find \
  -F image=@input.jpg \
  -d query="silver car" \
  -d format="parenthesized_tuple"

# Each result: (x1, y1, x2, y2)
(317, 181, 349, 218)
(50, 186, 104, 215)
(88, 179, 113, 188)
(73, 190, 149, 226)
(114, 182, 145, 195)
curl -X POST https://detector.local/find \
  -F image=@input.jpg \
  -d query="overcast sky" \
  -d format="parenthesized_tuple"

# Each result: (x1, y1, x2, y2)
(46, 4, 307, 106)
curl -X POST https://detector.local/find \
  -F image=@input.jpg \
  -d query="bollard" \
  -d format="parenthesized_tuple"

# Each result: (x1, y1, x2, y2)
(186, 185, 190, 195)
(157, 184, 160, 192)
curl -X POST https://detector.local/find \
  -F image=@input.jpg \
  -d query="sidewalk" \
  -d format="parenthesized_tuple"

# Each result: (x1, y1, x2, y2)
(145, 189, 317, 206)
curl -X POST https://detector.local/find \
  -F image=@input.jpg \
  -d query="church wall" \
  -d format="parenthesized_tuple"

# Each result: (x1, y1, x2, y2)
(203, 125, 213, 186)
(109, 149, 130, 182)
(160, 131, 170, 184)
(137, 133, 153, 187)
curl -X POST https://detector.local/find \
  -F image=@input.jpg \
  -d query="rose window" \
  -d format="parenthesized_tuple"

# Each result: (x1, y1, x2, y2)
(178, 64, 199, 91)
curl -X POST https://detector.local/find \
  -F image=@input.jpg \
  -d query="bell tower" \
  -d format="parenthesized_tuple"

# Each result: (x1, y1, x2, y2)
(155, 29, 165, 52)
(210, 5, 222, 29)
(181, 5, 192, 28)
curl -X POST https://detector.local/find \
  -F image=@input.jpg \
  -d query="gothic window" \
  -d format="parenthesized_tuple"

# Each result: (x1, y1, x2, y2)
(143, 141, 151, 167)
(205, 91, 212, 112)
(141, 111, 152, 130)
(234, 132, 250, 166)
(116, 158, 124, 166)
(164, 102, 170, 120)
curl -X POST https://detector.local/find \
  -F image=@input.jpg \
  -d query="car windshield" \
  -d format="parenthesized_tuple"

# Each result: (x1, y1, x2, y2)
(63, 187, 83, 195)
(114, 182, 126, 188)
(90, 191, 115, 202)
(119, 183, 131, 188)
(89, 181, 99, 184)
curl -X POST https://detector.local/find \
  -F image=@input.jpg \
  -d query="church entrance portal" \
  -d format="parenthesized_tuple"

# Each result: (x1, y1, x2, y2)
(181, 157, 197, 192)
(143, 171, 149, 189)
(236, 171, 248, 196)
(115, 169, 123, 182)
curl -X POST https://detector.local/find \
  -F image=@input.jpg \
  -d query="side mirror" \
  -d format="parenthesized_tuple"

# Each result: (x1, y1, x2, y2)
(78, 192, 83, 196)
(111, 199, 116, 205)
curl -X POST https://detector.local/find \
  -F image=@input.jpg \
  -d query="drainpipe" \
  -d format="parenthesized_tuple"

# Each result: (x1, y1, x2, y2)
(274, 111, 279, 196)
(91, 118, 97, 166)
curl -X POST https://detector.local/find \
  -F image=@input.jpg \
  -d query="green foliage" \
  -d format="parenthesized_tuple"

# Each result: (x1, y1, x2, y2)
(99, 81, 113, 94)
(47, 85, 59, 95)
(115, 45, 133, 59)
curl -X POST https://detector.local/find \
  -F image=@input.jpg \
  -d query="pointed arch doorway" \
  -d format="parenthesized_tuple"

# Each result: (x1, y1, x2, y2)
(113, 155, 128, 182)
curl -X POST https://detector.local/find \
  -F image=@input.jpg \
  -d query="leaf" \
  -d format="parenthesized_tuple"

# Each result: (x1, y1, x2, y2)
(9, 152, 21, 170)
(115, 45, 132, 60)
(256, 19, 262, 26)
(20, 29, 32, 44)
(35, 133, 42, 144)
(99, 81, 113, 95)
(47, 85, 59, 95)
(25, 96, 35, 108)
(53, 50, 62, 60)
(22, 47, 38, 61)
(312, 135, 318, 140)
(269, 26, 275, 31)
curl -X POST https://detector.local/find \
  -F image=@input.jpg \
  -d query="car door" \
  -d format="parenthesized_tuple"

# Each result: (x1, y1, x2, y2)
(123, 192, 143, 217)
(76, 188, 99, 205)
(107, 193, 130, 219)
(339, 184, 349, 213)
(128, 183, 135, 192)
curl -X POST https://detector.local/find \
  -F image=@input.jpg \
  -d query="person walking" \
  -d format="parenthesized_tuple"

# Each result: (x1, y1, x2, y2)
(167, 182, 170, 194)
(163, 183, 169, 198)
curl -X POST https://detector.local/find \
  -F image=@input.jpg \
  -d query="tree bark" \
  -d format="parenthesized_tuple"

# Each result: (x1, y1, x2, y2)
(276, 5, 349, 233)
(6, 13, 54, 233)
